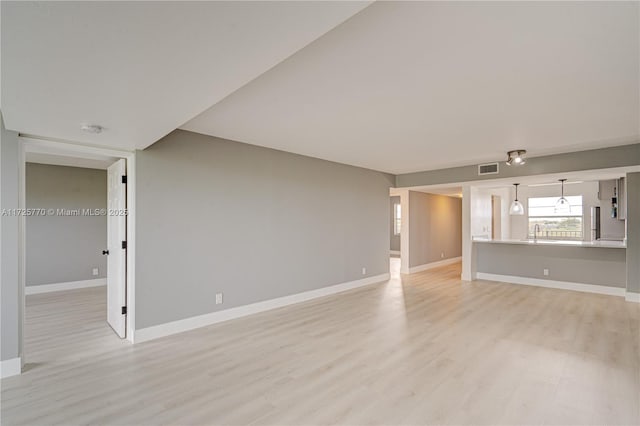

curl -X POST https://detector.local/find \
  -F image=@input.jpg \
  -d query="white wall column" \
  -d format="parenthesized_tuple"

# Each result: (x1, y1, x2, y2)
(461, 185, 476, 281)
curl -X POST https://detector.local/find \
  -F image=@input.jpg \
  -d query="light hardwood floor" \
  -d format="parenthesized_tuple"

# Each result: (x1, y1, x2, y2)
(2, 259, 639, 425)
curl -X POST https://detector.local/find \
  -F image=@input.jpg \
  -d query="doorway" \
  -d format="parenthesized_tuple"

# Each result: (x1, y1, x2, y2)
(391, 196, 401, 257)
(18, 137, 136, 372)
(390, 196, 402, 278)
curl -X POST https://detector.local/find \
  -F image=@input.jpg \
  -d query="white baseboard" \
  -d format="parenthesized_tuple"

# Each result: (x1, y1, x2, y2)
(408, 257, 462, 274)
(476, 272, 626, 297)
(390, 250, 401, 256)
(134, 273, 391, 344)
(626, 292, 640, 303)
(25, 278, 106, 295)
(1, 357, 21, 378)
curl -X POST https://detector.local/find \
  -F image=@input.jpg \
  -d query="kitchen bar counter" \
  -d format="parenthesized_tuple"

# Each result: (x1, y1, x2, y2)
(474, 239, 627, 290)
(473, 238, 626, 249)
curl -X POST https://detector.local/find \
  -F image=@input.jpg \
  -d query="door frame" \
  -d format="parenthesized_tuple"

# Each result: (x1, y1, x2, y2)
(18, 136, 137, 358)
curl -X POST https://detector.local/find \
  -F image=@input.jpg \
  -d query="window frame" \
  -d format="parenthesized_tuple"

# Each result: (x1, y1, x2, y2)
(393, 203, 402, 236)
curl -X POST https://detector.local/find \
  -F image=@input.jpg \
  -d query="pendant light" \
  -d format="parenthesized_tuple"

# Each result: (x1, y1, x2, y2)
(555, 179, 571, 214)
(510, 183, 524, 215)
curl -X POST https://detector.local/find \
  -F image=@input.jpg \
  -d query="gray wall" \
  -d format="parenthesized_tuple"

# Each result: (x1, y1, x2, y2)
(408, 191, 462, 268)
(136, 130, 394, 329)
(26, 164, 107, 286)
(396, 143, 640, 188)
(626, 172, 640, 294)
(390, 196, 400, 251)
(1, 113, 21, 362)
(476, 243, 627, 288)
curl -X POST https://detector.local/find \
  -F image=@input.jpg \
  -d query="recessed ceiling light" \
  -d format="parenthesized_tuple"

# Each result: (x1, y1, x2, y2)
(506, 150, 526, 166)
(80, 124, 104, 134)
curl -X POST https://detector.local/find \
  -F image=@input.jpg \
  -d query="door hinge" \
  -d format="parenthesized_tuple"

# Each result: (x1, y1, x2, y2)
(121, 175, 127, 184)
(121, 306, 127, 315)
(121, 240, 127, 249)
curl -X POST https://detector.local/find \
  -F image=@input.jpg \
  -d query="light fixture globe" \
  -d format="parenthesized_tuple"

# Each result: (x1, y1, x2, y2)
(506, 150, 527, 166)
(510, 200, 525, 215)
(509, 183, 525, 215)
(554, 197, 571, 213)
(554, 179, 571, 214)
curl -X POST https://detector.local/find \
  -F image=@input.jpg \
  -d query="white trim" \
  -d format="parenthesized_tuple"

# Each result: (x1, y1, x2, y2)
(399, 189, 410, 274)
(390, 250, 401, 256)
(18, 137, 136, 344)
(124, 154, 136, 343)
(625, 292, 640, 303)
(134, 273, 390, 343)
(1, 357, 21, 378)
(408, 257, 462, 274)
(25, 278, 106, 295)
(476, 272, 626, 297)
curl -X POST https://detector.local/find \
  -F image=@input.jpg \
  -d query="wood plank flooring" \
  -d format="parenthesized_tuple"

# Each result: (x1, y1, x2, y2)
(2, 259, 639, 425)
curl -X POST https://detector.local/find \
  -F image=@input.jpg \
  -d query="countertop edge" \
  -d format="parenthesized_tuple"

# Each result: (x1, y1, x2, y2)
(473, 239, 626, 249)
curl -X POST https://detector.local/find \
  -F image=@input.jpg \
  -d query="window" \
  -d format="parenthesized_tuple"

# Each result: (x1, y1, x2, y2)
(393, 203, 402, 235)
(528, 196, 583, 240)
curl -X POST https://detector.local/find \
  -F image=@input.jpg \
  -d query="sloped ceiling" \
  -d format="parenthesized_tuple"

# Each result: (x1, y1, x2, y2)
(1, 1, 371, 149)
(2, 2, 638, 175)
(183, 1, 640, 174)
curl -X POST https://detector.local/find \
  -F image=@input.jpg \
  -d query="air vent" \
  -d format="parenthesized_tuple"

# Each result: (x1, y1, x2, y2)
(478, 163, 499, 175)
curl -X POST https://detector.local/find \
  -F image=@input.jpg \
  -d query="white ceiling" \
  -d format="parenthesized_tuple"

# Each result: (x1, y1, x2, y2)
(183, 1, 640, 174)
(3, 2, 638, 175)
(1, 1, 371, 149)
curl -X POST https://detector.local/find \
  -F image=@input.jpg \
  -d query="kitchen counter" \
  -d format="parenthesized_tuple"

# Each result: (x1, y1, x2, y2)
(473, 238, 626, 249)
(474, 239, 627, 289)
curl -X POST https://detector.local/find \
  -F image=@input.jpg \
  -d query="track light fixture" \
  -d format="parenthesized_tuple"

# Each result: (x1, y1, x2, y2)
(506, 150, 527, 166)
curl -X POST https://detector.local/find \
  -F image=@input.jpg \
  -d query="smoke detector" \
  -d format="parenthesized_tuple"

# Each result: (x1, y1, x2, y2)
(80, 124, 104, 134)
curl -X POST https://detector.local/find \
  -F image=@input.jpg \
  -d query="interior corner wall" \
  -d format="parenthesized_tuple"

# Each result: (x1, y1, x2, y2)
(390, 196, 400, 251)
(1, 113, 21, 362)
(408, 191, 462, 268)
(626, 172, 640, 294)
(135, 130, 394, 330)
(25, 164, 107, 286)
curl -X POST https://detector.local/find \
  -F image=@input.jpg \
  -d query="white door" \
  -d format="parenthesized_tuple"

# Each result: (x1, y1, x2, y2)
(107, 159, 127, 338)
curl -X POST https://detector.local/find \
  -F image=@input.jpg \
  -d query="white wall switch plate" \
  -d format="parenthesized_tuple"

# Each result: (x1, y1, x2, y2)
(362, 267, 366, 275)
(441, 252, 445, 258)
(215, 292, 223, 305)
(543, 268, 549, 276)
(92, 267, 99, 276)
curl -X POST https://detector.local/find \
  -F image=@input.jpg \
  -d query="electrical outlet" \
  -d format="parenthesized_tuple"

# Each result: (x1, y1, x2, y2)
(441, 252, 445, 258)
(362, 267, 367, 275)
(92, 267, 99, 276)
(543, 268, 549, 276)
(215, 292, 223, 305)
